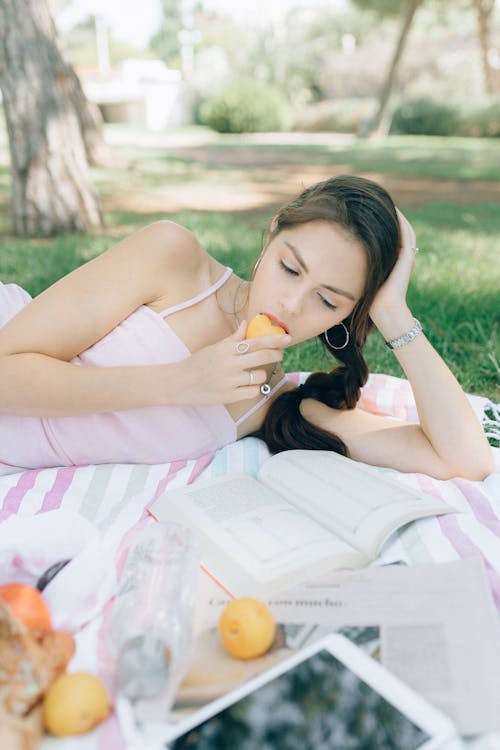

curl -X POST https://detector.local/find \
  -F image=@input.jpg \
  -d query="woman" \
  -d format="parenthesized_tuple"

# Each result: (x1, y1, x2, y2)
(0, 175, 493, 479)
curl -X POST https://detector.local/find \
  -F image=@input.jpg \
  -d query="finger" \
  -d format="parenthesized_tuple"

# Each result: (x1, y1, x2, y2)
(243, 368, 267, 387)
(239, 350, 284, 370)
(398, 211, 416, 249)
(231, 320, 248, 342)
(400, 220, 412, 246)
(396, 206, 411, 232)
(239, 333, 291, 349)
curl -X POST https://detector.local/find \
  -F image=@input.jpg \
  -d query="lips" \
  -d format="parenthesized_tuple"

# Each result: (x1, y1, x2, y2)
(262, 312, 289, 334)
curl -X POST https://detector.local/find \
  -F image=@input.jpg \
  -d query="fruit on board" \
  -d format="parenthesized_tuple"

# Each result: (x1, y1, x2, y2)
(218, 597, 276, 660)
(43, 672, 110, 736)
(36, 559, 71, 592)
(0, 583, 51, 631)
(246, 314, 286, 339)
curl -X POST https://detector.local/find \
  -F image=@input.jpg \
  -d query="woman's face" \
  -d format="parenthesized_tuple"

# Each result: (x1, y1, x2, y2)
(248, 220, 367, 345)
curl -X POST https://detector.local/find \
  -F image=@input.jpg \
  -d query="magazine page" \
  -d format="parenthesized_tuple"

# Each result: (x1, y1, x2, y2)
(194, 556, 500, 735)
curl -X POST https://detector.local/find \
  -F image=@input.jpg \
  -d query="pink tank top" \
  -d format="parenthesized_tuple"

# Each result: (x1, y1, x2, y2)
(0, 272, 287, 470)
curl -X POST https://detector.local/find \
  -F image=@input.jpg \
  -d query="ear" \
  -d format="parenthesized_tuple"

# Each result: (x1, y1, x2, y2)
(270, 215, 278, 233)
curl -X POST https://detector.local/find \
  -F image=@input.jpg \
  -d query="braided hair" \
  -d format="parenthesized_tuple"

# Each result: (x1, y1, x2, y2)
(257, 175, 400, 457)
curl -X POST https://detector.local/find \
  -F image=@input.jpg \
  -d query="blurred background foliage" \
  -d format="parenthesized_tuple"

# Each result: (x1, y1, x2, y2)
(58, 0, 500, 137)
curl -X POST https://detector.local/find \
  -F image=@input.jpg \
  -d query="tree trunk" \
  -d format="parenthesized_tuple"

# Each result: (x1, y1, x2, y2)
(64, 62, 111, 166)
(358, 0, 423, 139)
(473, 0, 495, 96)
(0, 0, 103, 236)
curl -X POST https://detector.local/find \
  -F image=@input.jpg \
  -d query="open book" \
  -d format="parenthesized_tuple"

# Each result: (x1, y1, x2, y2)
(149, 450, 456, 597)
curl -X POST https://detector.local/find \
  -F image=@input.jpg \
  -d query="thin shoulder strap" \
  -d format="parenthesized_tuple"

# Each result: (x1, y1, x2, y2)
(157, 267, 233, 318)
(234, 375, 289, 427)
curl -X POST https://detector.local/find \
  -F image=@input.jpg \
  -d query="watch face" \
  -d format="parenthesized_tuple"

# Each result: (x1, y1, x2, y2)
(168, 649, 431, 750)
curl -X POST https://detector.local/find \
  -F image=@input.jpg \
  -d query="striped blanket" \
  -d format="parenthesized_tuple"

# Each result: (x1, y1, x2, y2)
(1, 373, 499, 750)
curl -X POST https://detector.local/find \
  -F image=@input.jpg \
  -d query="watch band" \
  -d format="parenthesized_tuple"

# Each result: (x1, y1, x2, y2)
(385, 318, 423, 350)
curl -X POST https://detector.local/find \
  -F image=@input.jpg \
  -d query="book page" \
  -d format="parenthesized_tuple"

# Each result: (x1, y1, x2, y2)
(258, 451, 454, 558)
(149, 475, 363, 596)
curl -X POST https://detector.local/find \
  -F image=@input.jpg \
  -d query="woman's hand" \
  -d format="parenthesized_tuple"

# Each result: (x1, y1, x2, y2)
(170, 322, 291, 407)
(370, 208, 417, 321)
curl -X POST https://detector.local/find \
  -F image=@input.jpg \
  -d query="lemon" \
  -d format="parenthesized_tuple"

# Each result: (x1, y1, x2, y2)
(43, 672, 110, 736)
(218, 597, 276, 660)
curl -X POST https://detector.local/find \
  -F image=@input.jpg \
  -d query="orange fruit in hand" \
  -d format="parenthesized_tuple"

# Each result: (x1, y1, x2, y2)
(218, 597, 276, 660)
(0, 582, 51, 631)
(43, 672, 110, 736)
(246, 314, 286, 339)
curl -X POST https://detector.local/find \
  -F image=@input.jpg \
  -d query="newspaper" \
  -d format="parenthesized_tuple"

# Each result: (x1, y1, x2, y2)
(193, 556, 500, 736)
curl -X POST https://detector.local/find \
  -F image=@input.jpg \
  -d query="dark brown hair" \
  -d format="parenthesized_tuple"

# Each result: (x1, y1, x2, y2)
(257, 174, 400, 457)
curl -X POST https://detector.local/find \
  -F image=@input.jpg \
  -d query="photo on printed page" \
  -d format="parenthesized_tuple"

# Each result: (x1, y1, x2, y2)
(170, 624, 381, 719)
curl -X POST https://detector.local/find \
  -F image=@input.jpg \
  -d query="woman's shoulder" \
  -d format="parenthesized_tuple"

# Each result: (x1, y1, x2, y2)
(138, 220, 207, 268)
(120, 219, 214, 287)
(133, 221, 223, 309)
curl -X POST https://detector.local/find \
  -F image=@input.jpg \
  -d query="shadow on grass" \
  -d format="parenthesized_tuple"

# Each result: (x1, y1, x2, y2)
(410, 202, 500, 236)
(157, 137, 500, 182)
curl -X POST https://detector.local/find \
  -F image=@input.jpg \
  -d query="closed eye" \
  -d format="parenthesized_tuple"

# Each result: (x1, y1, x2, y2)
(279, 260, 299, 276)
(318, 293, 337, 310)
(280, 260, 336, 308)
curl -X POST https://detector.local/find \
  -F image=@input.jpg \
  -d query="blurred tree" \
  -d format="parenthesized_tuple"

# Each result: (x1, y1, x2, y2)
(472, 0, 496, 94)
(354, 0, 424, 137)
(62, 14, 150, 67)
(199, 6, 375, 105)
(150, 0, 182, 68)
(270, 9, 345, 102)
(0, 0, 104, 236)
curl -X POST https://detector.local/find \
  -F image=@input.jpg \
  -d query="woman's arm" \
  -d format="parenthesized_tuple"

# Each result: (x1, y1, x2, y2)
(0, 222, 288, 417)
(302, 402, 489, 480)
(0, 221, 199, 415)
(366, 312, 494, 480)
(365, 211, 493, 480)
(303, 210, 494, 481)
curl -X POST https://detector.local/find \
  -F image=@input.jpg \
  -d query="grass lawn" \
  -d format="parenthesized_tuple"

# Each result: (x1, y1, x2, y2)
(0, 125, 498, 401)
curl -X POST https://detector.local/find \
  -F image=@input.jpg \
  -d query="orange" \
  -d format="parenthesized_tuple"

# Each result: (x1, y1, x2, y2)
(218, 597, 276, 660)
(246, 314, 286, 339)
(0, 582, 51, 631)
(43, 672, 111, 736)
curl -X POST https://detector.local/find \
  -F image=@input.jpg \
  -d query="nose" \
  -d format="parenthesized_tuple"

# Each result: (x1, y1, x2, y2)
(279, 288, 303, 317)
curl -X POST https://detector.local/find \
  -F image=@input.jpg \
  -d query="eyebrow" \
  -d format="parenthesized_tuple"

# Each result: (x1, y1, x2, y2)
(284, 241, 356, 301)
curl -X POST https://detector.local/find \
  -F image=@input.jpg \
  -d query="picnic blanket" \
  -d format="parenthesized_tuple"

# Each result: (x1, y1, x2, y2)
(1, 373, 499, 750)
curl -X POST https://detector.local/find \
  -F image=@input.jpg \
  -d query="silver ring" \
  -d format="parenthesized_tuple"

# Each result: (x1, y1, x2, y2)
(260, 383, 271, 395)
(414, 246, 419, 254)
(248, 370, 254, 385)
(236, 341, 250, 354)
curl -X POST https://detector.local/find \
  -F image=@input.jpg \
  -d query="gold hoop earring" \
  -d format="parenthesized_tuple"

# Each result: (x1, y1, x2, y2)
(324, 322, 350, 350)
